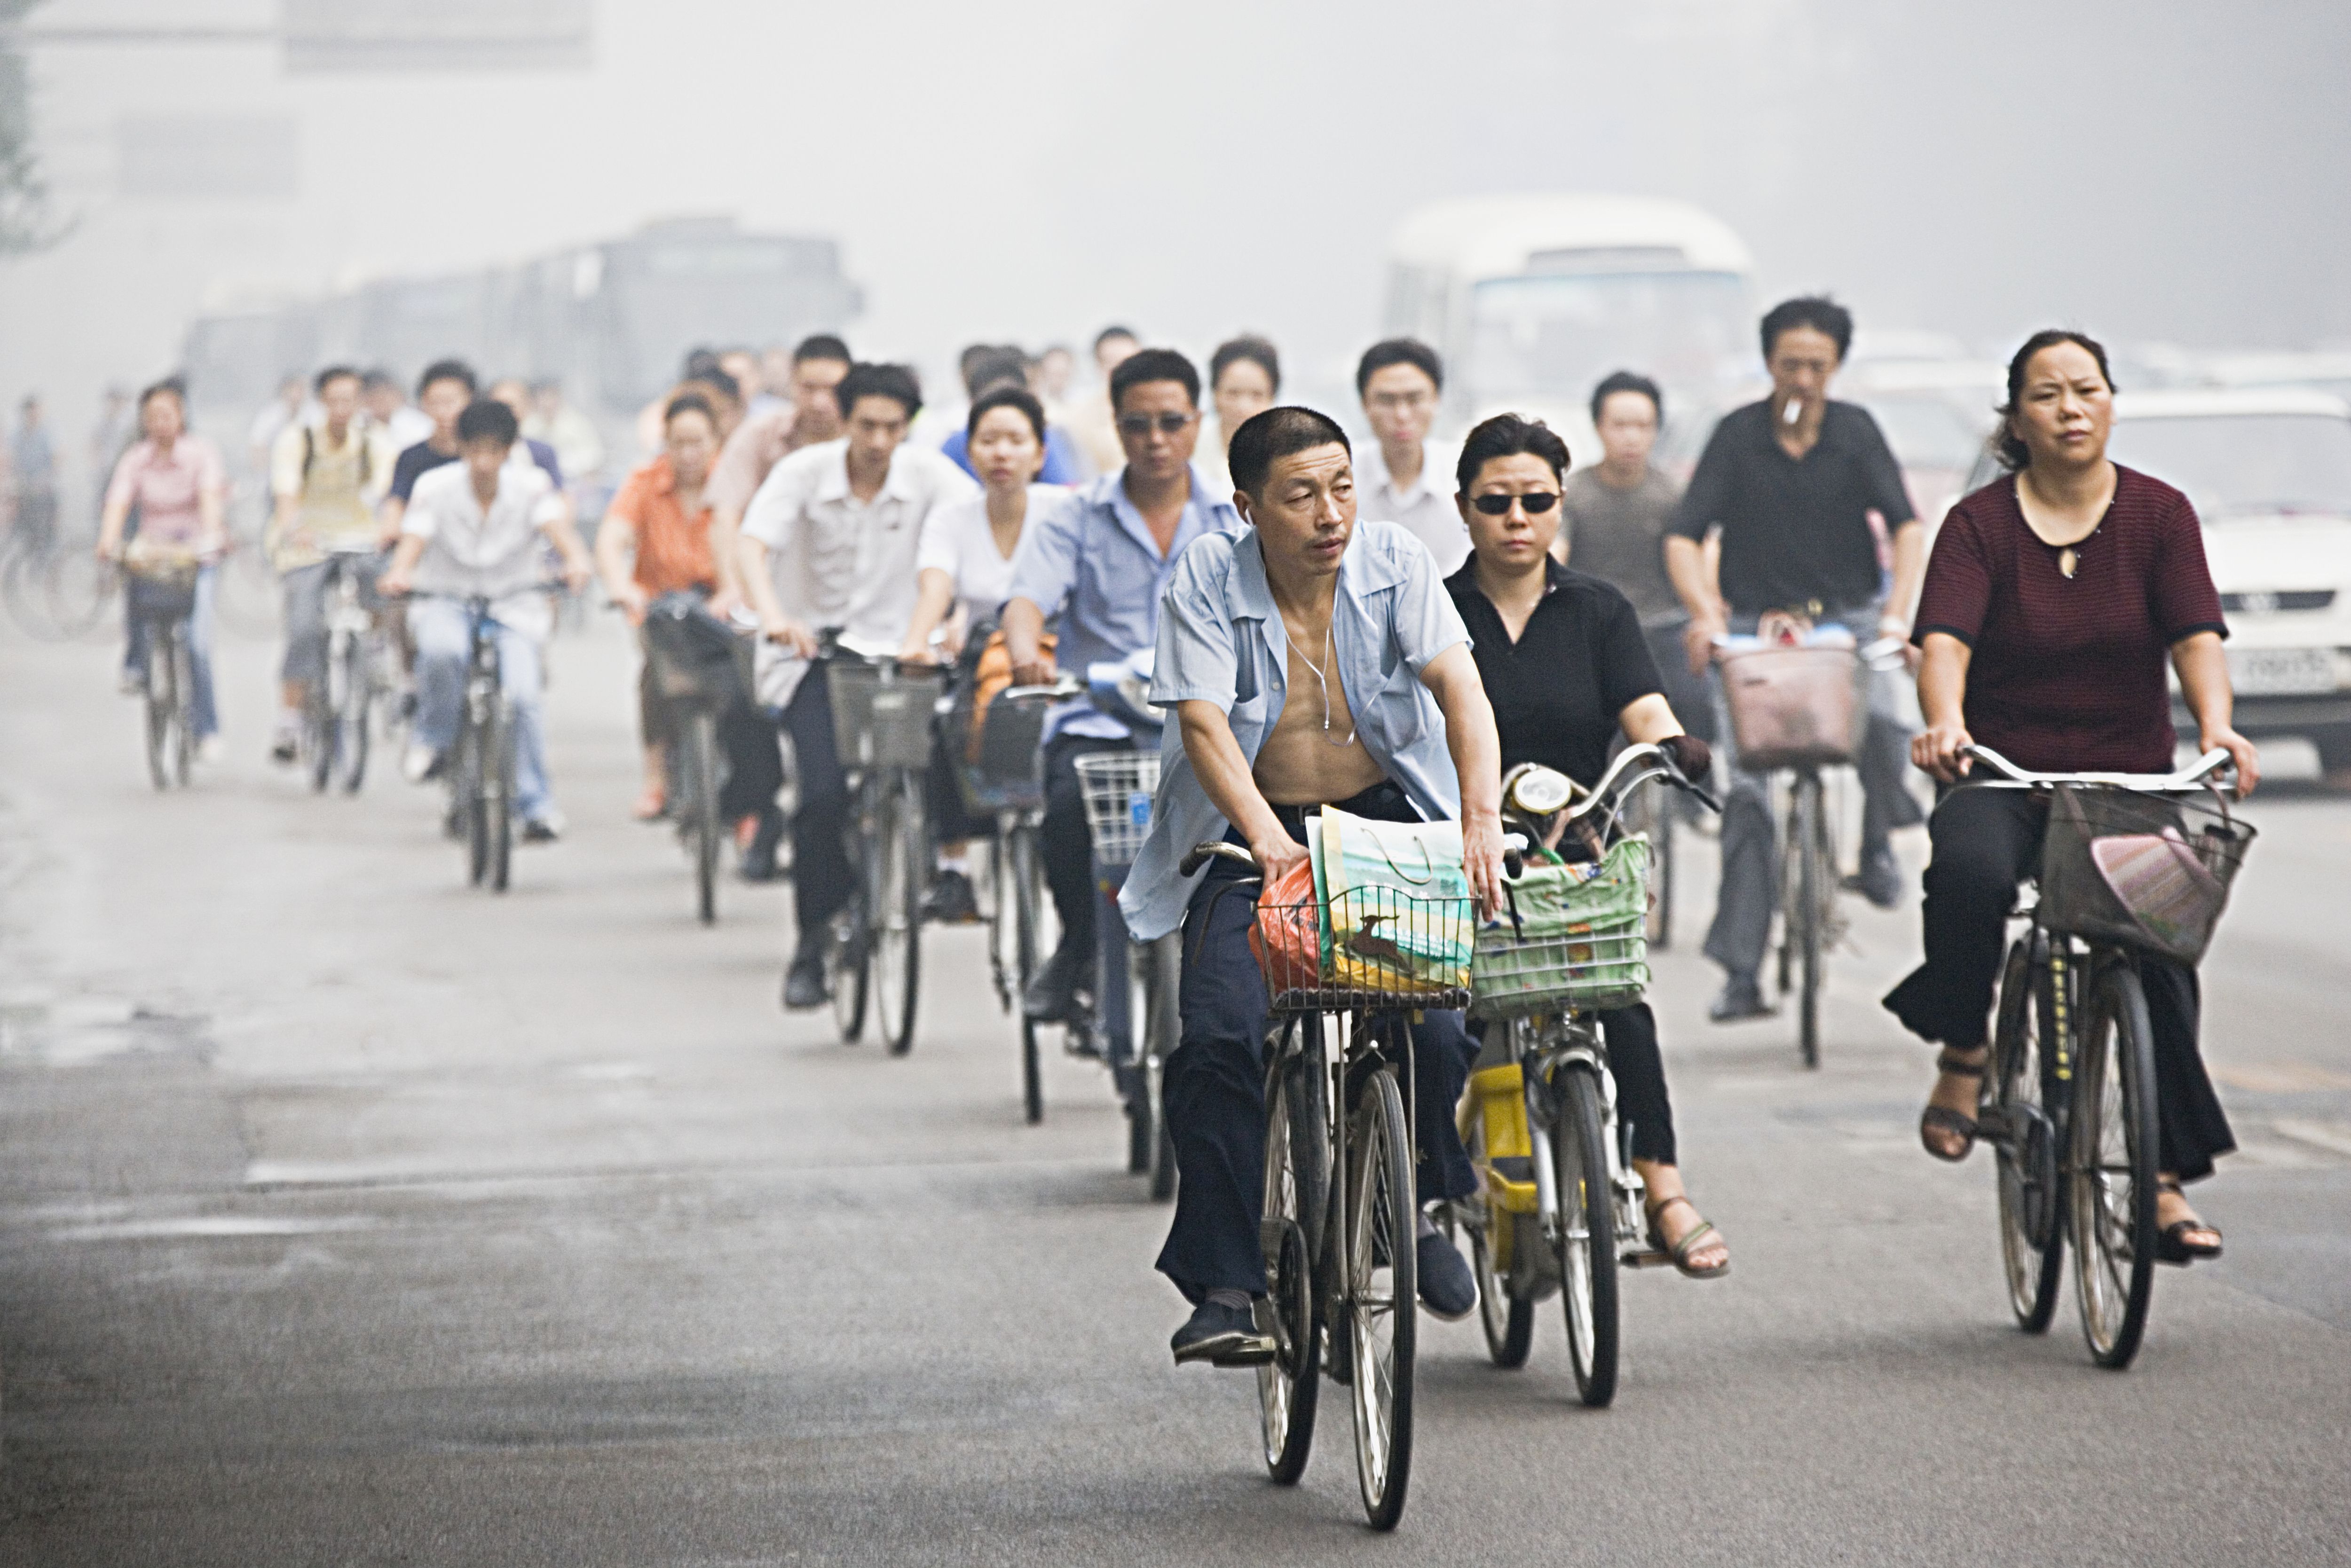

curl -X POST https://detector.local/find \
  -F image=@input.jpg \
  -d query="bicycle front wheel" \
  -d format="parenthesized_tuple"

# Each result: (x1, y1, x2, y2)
(1258, 1018, 1324, 1485)
(1553, 1059, 1620, 1407)
(457, 721, 489, 885)
(1992, 938, 2063, 1332)
(2071, 960, 2160, 1369)
(1791, 773, 1826, 1069)
(1346, 1061, 1415, 1531)
(144, 627, 176, 790)
(686, 710, 720, 925)
(1009, 822, 1043, 1123)
(171, 631, 194, 787)
(487, 701, 515, 893)
(332, 630, 372, 794)
(872, 771, 924, 1056)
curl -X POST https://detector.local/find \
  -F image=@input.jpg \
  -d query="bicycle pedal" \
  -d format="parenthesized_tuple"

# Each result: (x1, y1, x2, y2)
(1621, 1248, 1674, 1269)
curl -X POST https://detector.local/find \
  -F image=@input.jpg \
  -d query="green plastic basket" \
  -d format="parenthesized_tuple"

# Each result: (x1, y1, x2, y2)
(1471, 836, 1651, 1018)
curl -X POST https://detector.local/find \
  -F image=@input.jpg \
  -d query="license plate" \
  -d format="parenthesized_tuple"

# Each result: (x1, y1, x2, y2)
(2227, 646, 2341, 695)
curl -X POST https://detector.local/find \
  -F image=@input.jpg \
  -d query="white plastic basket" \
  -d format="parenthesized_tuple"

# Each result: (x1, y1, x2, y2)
(1075, 750, 1161, 868)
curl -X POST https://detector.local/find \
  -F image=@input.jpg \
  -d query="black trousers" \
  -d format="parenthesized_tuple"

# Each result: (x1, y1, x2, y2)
(1156, 780, 1478, 1300)
(719, 703, 788, 827)
(780, 672, 852, 937)
(1040, 733, 1131, 968)
(1883, 785, 2236, 1182)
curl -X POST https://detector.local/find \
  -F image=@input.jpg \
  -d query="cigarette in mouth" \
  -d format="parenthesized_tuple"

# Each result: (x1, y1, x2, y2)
(1783, 398, 1803, 426)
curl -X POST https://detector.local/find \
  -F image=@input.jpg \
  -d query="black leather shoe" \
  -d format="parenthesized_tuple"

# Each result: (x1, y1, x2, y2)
(1843, 843, 1903, 910)
(923, 867, 980, 924)
(1023, 944, 1085, 1024)
(1709, 974, 1775, 1023)
(782, 936, 828, 1010)
(1417, 1232, 1477, 1321)
(1170, 1299, 1275, 1366)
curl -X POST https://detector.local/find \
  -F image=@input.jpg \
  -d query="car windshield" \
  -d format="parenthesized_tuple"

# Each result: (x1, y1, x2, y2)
(2109, 413, 2351, 520)
(1466, 270, 1750, 409)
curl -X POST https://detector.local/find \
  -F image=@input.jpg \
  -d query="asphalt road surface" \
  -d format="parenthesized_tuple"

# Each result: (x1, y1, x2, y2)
(2, 617, 2347, 1566)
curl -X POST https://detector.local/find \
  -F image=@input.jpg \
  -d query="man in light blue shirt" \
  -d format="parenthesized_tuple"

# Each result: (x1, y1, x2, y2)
(1116, 405, 1507, 1366)
(1000, 347, 1243, 1025)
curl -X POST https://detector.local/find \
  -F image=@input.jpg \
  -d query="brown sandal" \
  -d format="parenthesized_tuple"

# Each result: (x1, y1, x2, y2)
(1644, 1195, 1729, 1280)
(1920, 1048, 1986, 1163)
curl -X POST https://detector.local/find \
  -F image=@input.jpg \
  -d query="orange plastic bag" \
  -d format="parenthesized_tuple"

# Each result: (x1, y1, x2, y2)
(966, 628, 1057, 764)
(1249, 857, 1323, 996)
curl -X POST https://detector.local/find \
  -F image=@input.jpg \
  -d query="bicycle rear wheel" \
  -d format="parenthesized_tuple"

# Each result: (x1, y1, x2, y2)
(1464, 1103, 1534, 1369)
(686, 710, 720, 925)
(1346, 1058, 1415, 1531)
(2071, 960, 2160, 1369)
(872, 771, 924, 1055)
(1992, 938, 2063, 1332)
(1143, 932, 1180, 1202)
(1553, 1059, 1620, 1406)
(45, 550, 115, 639)
(1258, 1018, 1324, 1485)
(1009, 822, 1044, 1123)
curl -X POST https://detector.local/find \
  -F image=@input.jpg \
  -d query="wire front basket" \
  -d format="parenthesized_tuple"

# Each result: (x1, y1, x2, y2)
(1251, 882, 1475, 1014)
(2038, 785, 2254, 966)
(950, 688, 1050, 813)
(1075, 750, 1160, 868)
(825, 661, 945, 771)
(1471, 836, 1651, 1018)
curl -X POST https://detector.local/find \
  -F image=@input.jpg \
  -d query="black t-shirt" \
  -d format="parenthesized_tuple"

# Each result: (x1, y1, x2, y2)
(1445, 559, 1663, 788)
(1667, 399, 1915, 616)
(389, 439, 458, 504)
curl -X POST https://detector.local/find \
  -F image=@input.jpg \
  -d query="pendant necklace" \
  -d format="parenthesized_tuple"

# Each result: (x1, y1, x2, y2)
(2056, 520, 2102, 580)
(1288, 621, 1357, 748)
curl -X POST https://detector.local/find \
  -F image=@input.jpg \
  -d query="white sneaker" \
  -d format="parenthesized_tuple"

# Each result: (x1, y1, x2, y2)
(196, 735, 228, 764)
(401, 743, 441, 785)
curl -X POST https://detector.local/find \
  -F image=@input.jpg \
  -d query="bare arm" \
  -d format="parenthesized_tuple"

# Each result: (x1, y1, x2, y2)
(96, 487, 130, 560)
(707, 503, 747, 607)
(1002, 596, 1052, 686)
(734, 532, 815, 658)
(898, 568, 957, 663)
(1176, 699, 1302, 882)
(197, 482, 227, 557)
(376, 531, 428, 596)
(594, 513, 645, 622)
(1616, 692, 1684, 745)
(378, 495, 407, 548)
(2172, 630, 2260, 796)
(1418, 642, 1507, 915)
(1910, 631, 1974, 781)
(1664, 534, 1723, 675)
(538, 511, 593, 593)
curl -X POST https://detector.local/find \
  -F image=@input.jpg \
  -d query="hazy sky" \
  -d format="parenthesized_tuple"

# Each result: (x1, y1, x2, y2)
(5, 0, 2348, 463)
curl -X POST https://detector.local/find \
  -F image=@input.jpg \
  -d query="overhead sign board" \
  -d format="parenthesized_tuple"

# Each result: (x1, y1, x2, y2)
(281, 0, 592, 72)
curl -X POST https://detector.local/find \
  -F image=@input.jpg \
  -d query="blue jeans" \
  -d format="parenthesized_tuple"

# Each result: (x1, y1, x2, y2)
(124, 565, 220, 741)
(408, 597, 553, 823)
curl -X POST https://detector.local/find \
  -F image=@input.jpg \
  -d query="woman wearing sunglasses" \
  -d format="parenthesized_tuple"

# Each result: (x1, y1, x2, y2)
(1443, 412, 1728, 1278)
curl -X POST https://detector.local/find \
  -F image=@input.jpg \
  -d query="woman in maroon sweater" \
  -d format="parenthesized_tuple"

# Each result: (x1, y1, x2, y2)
(1886, 329, 2259, 1261)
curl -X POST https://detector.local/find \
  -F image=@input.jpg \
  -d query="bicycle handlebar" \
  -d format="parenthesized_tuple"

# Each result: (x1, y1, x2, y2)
(1568, 742, 1721, 819)
(1960, 743, 2234, 793)
(1179, 831, 1529, 881)
(1001, 678, 1084, 702)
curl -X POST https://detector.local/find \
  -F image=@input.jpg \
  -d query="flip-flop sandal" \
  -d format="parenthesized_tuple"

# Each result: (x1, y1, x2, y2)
(1919, 1048, 1986, 1162)
(2154, 1179, 2223, 1264)
(1645, 1195, 1729, 1280)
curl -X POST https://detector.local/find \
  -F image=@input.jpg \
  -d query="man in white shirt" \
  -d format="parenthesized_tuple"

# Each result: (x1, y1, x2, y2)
(736, 363, 978, 1006)
(380, 398, 594, 839)
(1352, 339, 1469, 575)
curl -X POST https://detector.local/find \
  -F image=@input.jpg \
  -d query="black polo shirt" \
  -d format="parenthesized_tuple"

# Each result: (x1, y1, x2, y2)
(1667, 398, 1916, 616)
(1445, 559, 1663, 788)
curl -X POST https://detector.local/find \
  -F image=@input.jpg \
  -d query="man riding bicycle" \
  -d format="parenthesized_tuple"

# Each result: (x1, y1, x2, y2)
(1118, 406, 1507, 1364)
(1665, 296, 1927, 1021)
(266, 365, 396, 765)
(998, 347, 1243, 1028)
(380, 398, 593, 840)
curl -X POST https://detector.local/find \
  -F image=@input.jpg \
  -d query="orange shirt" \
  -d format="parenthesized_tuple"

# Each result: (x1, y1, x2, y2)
(609, 455, 716, 596)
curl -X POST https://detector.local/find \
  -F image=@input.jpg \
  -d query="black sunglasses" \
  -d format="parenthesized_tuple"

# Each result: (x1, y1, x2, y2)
(1117, 412, 1196, 436)
(1470, 490, 1560, 515)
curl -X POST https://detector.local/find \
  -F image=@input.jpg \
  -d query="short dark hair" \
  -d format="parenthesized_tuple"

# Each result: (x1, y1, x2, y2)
(793, 333, 852, 366)
(836, 362, 923, 421)
(360, 368, 398, 394)
(1229, 406, 1350, 500)
(1589, 370, 1663, 426)
(682, 346, 724, 380)
(1210, 335, 1281, 397)
(967, 384, 1046, 444)
(137, 379, 185, 415)
(962, 346, 1029, 399)
(314, 364, 362, 395)
(1759, 296, 1853, 362)
(456, 398, 519, 447)
(663, 391, 718, 428)
(417, 359, 477, 400)
(1109, 347, 1199, 414)
(1994, 328, 2115, 472)
(685, 367, 741, 406)
(1355, 338, 1444, 399)
(1454, 412, 1572, 495)
(1093, 324, 1139, 355)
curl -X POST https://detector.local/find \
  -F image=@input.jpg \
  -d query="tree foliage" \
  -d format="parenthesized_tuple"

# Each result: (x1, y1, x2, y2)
(0, 0, 63, 255)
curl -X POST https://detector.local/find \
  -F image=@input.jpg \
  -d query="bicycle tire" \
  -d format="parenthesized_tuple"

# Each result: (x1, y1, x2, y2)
(1464, 1106, 1534, 1369)
(829, 792, 872, 1044)
(1258, 1017, 1324, 1485)
(1, 549, 59, 638)
(1553, 1060, 1620, 1406)
(171, 632, 194, 787)
(334, 625, 372, 794)
(2071, 960, 2160, 1369)
(144, 625, 176, 790)
(874, 771, 924, 1055)
(458, 721, 489, 886)
(488, 701, 515, 894)
(1346, 1060, 1415, 1530)
(307, 687, 334, 793)
(1010, 824, 1043, 1123)
(688, 711, 719, 925)
(1992, 938, 2064, 1332)
(1145, 933, 1180, 1202)
(44, 550, 115, 640)
(1794, 773, 1824, 1069)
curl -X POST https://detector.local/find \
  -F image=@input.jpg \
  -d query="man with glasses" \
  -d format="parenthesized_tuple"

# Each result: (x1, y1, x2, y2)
(1001, 347, 1243, 1026)
(1354, 338, 1469, 574)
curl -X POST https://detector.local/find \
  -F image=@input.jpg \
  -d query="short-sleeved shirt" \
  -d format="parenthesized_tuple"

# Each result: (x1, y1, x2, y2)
(270, 420, 396, 565)
(105, 436, 227, 551)
(916, 484, 1066, 627)
(400, 461, 566, 637)
(741, 437, 978, 708)
(1116, 520, 1471, 940)
(1559, 465, 1685, 624)
(1446, 559, 1664, 788)
(1669, 399, 1916, 616)
(1912, 465, 2226, 774)
(1356, 438, 1472, 576)
(606, 454, 717, 597)
(1004, 462, 1244, 741)
(705, 405, 806, 518)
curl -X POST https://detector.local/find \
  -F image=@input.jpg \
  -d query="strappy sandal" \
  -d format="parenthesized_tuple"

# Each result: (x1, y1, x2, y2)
(1645, 1195, 1729, 1280)
(1919, 1048, 1986, 1163)
(2154, 1179, 2223, 1264)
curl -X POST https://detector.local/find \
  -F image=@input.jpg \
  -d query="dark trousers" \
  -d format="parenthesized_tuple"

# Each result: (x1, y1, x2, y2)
(721, 704, 789, 827)
(1883, 786, 2236, 1182)
(781, 671, 852, 938)
(1156, 781, 1478, 1300)
(1040, 733, 1131, 968)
